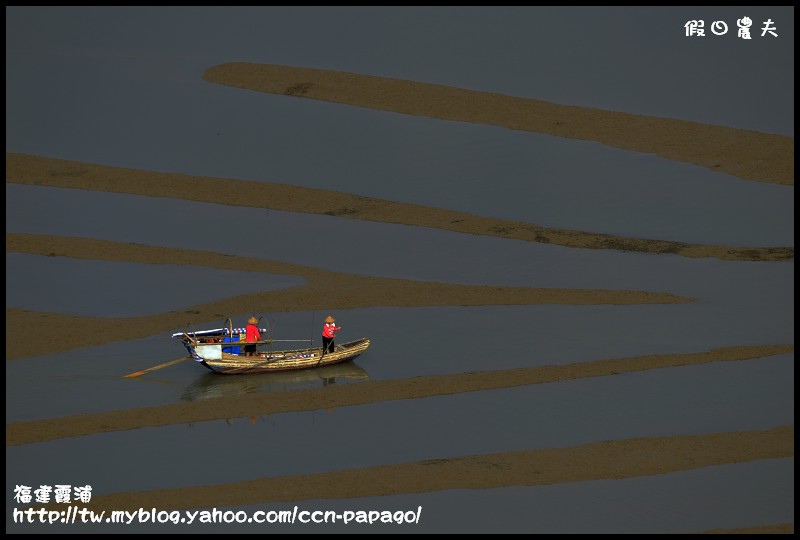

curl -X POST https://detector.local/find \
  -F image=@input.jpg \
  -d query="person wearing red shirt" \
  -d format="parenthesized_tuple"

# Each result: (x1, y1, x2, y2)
(245, 316, 261, 356)
(321, 315, 341, 354)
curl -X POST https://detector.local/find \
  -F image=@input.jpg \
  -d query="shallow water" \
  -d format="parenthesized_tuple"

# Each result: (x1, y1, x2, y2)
(5, 358, 794, 533)
(6, 296, 794, 424)
(5, 6, 794, 534)
(5, 253, 305, 317)
(5, 8, 795, 246)
(7, 355, 793, 493)
(8, 458, 793, 533)
(5, 185, 795, 303)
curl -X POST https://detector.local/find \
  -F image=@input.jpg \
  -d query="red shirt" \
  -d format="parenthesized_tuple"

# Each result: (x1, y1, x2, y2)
(322, 323, 340, 338)
(246, 323, 261, 342)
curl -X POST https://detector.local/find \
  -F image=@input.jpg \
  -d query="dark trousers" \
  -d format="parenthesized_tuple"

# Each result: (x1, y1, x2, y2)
(322, 336, 335, 353)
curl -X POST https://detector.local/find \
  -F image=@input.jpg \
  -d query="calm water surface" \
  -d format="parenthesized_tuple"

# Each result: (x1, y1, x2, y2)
(5, 8, 795, 246)
(6, 359, 793, 532)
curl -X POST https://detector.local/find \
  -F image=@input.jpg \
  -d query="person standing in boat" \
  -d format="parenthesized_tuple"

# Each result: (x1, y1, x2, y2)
(321, 315, 341, 354)
(244, 316, 261, 356)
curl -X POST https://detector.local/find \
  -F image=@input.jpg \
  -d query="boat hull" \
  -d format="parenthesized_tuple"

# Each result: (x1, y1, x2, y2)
(190, 338, 371, 375)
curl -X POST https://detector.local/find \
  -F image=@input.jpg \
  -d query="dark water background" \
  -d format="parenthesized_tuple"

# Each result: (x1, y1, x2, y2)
(5, 6, 794, 533)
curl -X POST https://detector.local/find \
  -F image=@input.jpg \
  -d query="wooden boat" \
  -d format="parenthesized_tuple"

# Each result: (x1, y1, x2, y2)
(172, 319, 370, 375)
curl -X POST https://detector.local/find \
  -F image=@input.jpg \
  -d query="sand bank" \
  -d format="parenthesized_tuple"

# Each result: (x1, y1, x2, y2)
(6, 233, 694, 361)
(54, 426, 795, 514)
(6, 154, 794, 262)
(203, 63, 794, 186)
(7, 344, 791, 446)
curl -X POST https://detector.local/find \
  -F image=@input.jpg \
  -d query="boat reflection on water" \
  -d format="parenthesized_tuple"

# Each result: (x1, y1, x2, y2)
(181, 361, 370, 402)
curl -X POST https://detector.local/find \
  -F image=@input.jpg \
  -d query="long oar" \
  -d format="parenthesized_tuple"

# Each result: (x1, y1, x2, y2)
(123, 356, 190, 378)
(124, 332, 196, 378)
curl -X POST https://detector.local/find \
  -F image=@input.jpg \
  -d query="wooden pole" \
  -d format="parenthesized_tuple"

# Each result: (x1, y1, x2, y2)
(122, 356, 190, 378)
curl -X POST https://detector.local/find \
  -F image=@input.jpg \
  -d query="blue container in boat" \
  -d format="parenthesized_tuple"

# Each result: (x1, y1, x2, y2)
(222, 335, 240, 355)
